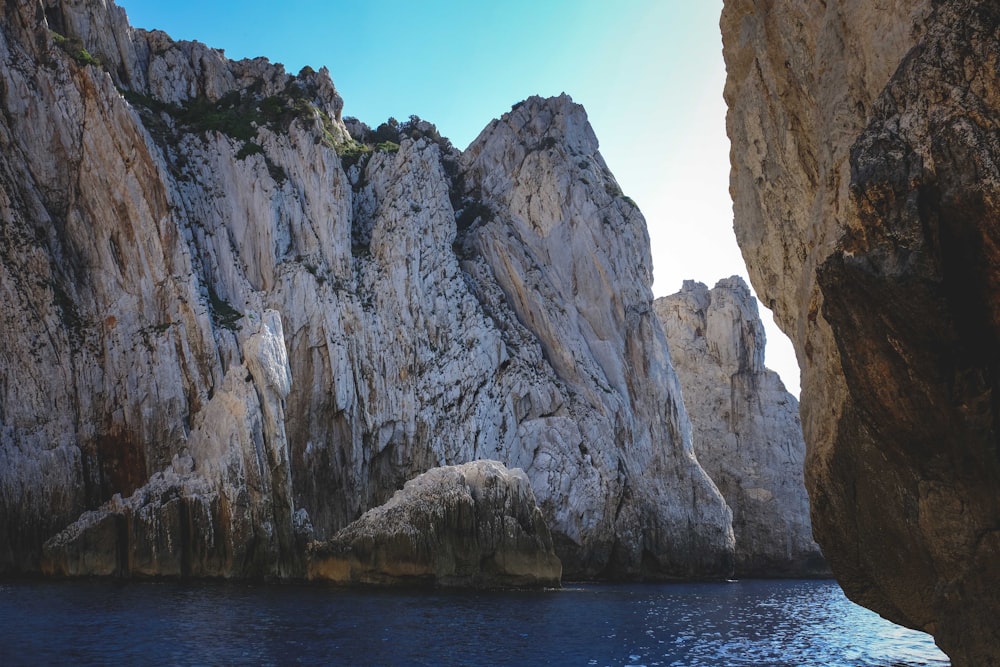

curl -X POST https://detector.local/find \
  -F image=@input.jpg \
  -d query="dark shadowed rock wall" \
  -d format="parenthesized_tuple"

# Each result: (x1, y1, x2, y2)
(723, 1, 1000, 663)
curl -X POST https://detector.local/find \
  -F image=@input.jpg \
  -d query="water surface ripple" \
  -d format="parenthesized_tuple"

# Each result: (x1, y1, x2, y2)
(0, 579, 949, 666)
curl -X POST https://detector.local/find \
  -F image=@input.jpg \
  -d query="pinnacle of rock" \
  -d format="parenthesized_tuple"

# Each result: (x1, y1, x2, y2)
(656, 277, 825, 577)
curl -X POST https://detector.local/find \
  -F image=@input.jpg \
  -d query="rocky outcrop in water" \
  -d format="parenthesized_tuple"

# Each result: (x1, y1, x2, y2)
(655, 278, 825, 577)
(308, 460, 561, 588)
(723, 0, 1000, 663)
(0, 0, 736, 583)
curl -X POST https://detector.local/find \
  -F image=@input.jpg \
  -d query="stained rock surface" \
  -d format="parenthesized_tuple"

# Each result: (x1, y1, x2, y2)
(308, 460, 561, 588)
(655, 278, 825, 577)
(723, 0, 1000, 663)
(0, 0, 737, 583)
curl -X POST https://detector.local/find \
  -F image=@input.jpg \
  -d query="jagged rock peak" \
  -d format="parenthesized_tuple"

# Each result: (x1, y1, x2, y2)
(33, 0, 346, 118)
(670, 278, 766, 375)
(496, 94, 599, 151)
(462, 94, 624, 230)
(655, 277, 825, 577)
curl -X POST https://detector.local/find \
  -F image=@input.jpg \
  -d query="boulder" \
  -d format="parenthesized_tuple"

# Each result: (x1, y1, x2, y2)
(307, 460, 561, 588)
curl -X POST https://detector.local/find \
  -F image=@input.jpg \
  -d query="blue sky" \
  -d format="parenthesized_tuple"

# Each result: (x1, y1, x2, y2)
(115, 0, 801, 394)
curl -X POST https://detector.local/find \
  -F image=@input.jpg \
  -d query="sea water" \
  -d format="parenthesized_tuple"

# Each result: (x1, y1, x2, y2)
(0, 579, 949, 666)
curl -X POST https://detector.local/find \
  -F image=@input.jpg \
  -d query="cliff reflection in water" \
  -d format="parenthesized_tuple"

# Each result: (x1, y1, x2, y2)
(0, 579, 947, 666)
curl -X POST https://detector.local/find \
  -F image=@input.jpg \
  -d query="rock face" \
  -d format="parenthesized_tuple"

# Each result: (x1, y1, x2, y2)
(307, 460, 561, 588)
(655, 278, 825, 577)
(723, 0, 1000, 663)
(456, 100, 734, 579)
(0, 0, 736, 582)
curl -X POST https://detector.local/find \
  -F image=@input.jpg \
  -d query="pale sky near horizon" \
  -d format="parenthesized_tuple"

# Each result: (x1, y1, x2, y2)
(115, 0, 802, 396)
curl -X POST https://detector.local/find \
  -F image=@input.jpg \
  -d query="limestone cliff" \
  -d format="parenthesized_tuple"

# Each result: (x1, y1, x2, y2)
(308, 460, 561, 588)
(655, 278, 825, 577)
(0, 0, 736, 582)
(724, 0, 1000, 663)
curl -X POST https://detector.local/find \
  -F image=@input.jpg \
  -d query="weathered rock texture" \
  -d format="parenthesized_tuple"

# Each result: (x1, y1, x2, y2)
(655, 278, 825, 577)
(724, 0, 1000, 663)
(308, 460, 561, 588)
(0, 0, 736, 583)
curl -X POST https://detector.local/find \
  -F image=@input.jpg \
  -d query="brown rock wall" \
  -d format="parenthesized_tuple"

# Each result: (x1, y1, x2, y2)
(724, 1, 1000, 663)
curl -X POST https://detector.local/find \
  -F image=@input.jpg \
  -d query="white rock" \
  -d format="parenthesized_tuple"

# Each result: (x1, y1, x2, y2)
(1, 2, 734, 581)
(656, 278, 825, 576)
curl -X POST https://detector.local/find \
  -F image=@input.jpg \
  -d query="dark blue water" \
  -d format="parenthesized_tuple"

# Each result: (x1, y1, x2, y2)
(0, 579, 948, 666)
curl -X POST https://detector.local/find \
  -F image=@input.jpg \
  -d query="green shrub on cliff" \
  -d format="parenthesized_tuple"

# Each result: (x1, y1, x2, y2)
(50, 31, 101, 67)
